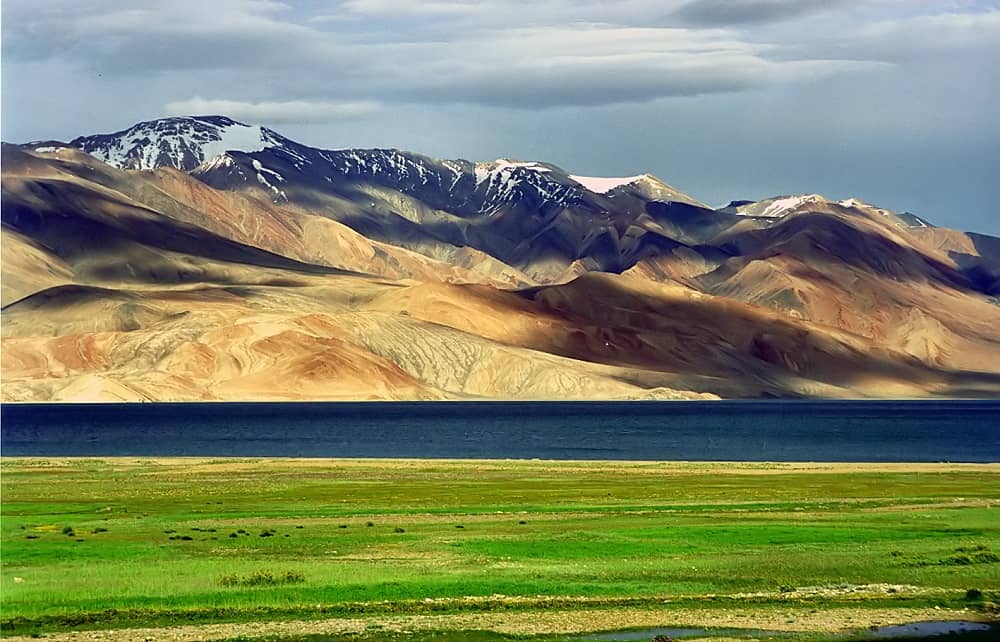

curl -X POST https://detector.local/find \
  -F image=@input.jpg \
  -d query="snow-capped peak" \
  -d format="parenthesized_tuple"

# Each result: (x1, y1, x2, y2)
(758, 194, 826, 217)
(837, 197, 898, 217)
(569, 174, 645, 194)
(838, 198, 934, 229)
(492, 159, 550, 173)
(475, 159, 552, 185)
(727, 194, 828, 218)
(69, 115, 274, 172)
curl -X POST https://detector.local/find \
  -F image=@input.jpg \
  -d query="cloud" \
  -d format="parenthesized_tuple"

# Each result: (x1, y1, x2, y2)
(671, 0, 837, 26)
(1, 0, 345, 72)
(807, 10, 1000, 63)
(335, 0, 487, 17)
(0, 0, 988, 113)
(162, 98, 383, 123)
(361, 25, 884, 108)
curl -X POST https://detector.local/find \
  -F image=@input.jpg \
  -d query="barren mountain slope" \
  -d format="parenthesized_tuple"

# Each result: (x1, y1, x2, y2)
(4, 119, 1000, 401)
(696, 199, 1000, 371)
(2, 145, 529, 294)
(1, 275, 723, 402)
(46, 117, 729, 283)
(0, 152, 709, 400)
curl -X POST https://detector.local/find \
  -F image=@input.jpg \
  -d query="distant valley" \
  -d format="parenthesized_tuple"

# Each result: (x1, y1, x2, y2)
(3, 115, 999, 401)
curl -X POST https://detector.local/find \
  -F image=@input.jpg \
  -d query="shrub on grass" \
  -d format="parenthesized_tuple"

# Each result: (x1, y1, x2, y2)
(218, 570, 306, 588)
(91, 527, 108, 534)
(940, 551, 999, 566)
(455, 525, 464, 529)
(61, 526, 74, 536)
(966, 588, 984, 600)
(366, 522, 374, 528)
(393, 527, 405, 533)
(338, 524, 348, 529)
(282, 571, 305, 584)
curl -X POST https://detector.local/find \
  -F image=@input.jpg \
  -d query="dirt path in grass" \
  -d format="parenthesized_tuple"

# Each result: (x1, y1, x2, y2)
(7, 606, 993, 642)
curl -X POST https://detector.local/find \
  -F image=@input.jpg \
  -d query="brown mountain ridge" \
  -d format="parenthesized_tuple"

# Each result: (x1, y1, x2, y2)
(3, 117, 999, 401)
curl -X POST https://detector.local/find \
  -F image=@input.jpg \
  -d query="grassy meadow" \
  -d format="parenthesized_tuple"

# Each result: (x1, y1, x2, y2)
(1, 458, 999, 640)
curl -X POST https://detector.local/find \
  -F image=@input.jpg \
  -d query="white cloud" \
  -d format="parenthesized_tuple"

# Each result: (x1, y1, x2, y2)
(162, 98, 383, 124)
(1, 0, 994, 110)
(818, 10, 1000, 62)
(336, 0, 488, 16)
(2, 0, 344, 72)
(355, 24, 885, 107)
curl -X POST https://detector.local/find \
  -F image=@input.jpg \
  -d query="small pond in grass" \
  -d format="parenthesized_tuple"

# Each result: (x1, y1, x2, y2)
(584, 628, 768, 640)
(580, 621, 995, 641)
(865, 621, 993, 638)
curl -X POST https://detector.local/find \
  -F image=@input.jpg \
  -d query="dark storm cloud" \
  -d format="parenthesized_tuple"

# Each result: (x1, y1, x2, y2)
(670, 0, 836, 26)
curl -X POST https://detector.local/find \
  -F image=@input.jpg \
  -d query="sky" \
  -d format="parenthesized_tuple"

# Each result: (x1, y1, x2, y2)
(2, 0, 999, 235)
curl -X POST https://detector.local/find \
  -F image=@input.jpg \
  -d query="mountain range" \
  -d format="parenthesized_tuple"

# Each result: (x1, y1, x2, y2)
(3, 115, 999, 401)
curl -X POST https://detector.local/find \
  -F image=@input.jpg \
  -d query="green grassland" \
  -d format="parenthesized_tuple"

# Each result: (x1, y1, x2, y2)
(1, 458, 999, 640)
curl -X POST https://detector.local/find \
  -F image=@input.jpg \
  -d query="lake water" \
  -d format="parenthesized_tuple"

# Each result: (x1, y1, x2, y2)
(2, 400, 998, 461)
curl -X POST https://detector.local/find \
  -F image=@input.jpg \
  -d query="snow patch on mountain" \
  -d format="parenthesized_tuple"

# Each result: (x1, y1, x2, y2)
(757, 194, 825, 217)
(197, 153, 237, 172)
(901, 213, 931, 228)
(201, 123, 267, 160)
(252, 159, 287, 201)
(476, 159, 550, 186)
(570, 174, 644, 194)
(493, 159, 550, 173)
(838, 198, 932, 227)
(69, 116, 272, 171)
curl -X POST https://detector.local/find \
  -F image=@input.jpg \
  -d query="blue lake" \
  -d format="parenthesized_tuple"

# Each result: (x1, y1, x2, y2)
(2, 400, 998, 461)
